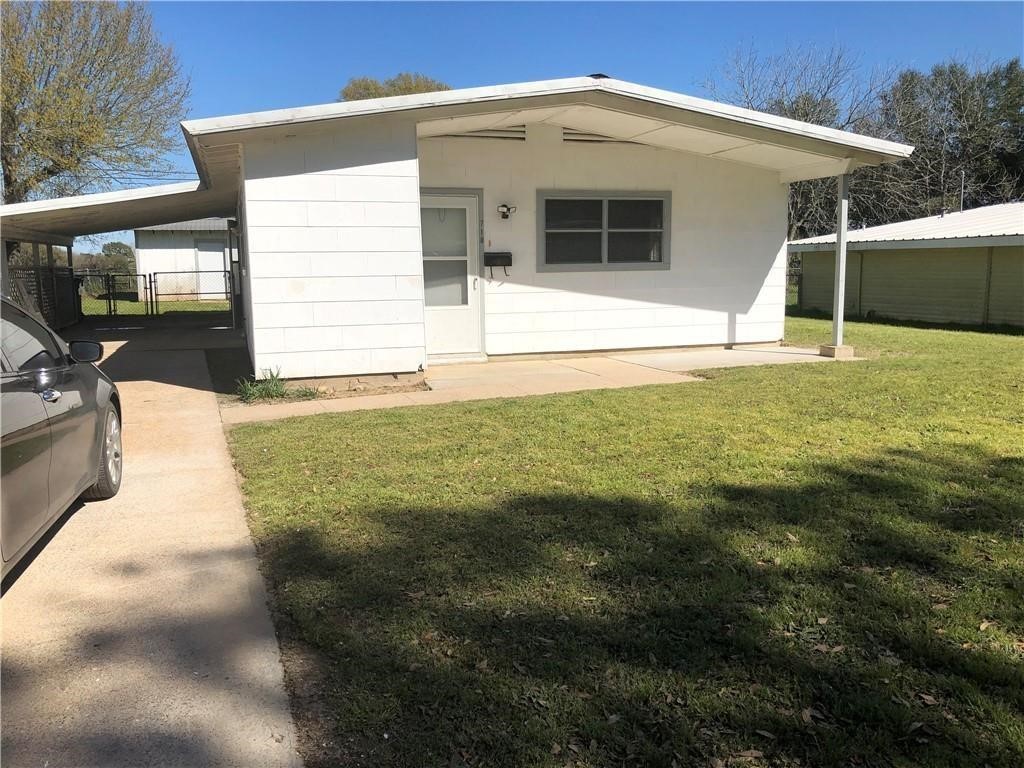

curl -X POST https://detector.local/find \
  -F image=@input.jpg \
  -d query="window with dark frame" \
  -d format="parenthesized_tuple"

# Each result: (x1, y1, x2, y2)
(541, 193, 669, 269)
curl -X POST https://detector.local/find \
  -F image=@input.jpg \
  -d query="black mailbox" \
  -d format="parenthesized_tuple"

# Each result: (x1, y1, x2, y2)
(484, 251, 512, 267)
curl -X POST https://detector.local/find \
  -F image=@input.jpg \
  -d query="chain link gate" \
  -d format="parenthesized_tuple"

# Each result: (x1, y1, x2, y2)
(75, 272, 150, 316)
(150, 271, 233, 318)
(73, 270, 233, 322)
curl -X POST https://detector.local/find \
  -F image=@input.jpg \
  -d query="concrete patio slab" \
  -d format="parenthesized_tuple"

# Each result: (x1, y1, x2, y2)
(1, 328, 301, 768)
(610, 345, 828, 372)
(221, 344, 832, 426)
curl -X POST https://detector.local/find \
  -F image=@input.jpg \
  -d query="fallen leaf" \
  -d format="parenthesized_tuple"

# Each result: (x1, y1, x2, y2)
(551, 743, 561, 755)
(931, 603, 949, 611)
(908, 721, 924, 733)
(607, 714, 621, 724)
(736, 750, 764, 759)
(830, 644, 846, 653)
(755, 729, 776, 740)
(980, 620, 995, 631)
(919, 693, 938, 706)
(801, 708, 813, 724)
(818, 617, 829, 625)
(813, 643, 830, 653)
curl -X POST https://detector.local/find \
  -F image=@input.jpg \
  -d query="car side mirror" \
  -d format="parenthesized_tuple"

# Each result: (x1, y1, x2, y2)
(68, 340, 103, 364)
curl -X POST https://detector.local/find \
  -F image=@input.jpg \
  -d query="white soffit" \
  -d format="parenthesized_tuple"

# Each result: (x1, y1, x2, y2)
(418, 102, 843, 180)
(541, 105, 668, 140)
(0, 182, 236, 239)
(631, 124, 751, 155)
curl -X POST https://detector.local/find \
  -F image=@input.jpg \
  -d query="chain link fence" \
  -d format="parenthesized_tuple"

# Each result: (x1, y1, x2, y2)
(72, 270, 233, 320)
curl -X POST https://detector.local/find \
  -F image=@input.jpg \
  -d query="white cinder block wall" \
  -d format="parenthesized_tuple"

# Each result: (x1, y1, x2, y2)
(135, 230, 227, 286)
(241, 116, 426, 379)
(419, 123, 789, 355)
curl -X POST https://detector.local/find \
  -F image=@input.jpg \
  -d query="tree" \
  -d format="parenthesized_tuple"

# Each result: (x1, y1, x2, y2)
(706, 46, 1024, 238)
(1, 2, 190, 203)
(73, 242, 136, 274)
(705, 44, 894, 239)
(101, 241, 136, 273)
(858, 58, 1024, 223)
(339, 72, 450, 101)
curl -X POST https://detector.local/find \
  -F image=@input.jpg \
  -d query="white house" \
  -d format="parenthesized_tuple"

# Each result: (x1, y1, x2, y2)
(790, 202, 1024, 327)
(0, 76, 913, 378)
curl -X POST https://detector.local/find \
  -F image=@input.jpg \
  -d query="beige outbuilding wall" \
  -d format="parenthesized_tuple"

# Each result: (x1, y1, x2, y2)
(800, 245, 1023, 327)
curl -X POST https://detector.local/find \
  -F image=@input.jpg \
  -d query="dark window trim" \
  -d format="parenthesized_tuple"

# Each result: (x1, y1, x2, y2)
(537, 190, 671, 273)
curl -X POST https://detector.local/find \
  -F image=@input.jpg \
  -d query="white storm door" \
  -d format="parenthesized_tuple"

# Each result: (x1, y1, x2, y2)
(420, 195, 482, 357)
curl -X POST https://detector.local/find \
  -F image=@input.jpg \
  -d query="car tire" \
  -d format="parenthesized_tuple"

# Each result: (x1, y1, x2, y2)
(83, 405, 123, 501)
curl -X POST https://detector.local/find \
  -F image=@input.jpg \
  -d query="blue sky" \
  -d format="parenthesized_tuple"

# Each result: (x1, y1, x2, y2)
(96, 1, 1024, 245)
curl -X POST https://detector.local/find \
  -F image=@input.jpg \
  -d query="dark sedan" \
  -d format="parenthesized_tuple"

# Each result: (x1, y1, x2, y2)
(1, 297, 122, 579)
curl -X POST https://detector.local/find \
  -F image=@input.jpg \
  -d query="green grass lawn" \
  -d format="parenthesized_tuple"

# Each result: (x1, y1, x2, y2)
(229, 318, 1023, 768)
(80, 297, 230, 316)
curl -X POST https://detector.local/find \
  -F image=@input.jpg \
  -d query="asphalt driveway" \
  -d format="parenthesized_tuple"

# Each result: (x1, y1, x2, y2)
(1, 323, 301, 767)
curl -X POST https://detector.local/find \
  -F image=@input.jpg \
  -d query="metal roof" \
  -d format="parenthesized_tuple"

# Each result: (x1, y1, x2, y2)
(2, 75, 915, 241)
(135, 217, 229, 232)
(789, 202, 1024, 252)
(184, 76, 913, 160)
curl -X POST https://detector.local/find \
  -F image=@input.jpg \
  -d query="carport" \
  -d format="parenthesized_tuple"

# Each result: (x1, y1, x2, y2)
(1, 179, 239, 330)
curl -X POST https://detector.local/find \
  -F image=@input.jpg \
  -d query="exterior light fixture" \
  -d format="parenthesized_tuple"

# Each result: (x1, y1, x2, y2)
(497, 204, 517, 219)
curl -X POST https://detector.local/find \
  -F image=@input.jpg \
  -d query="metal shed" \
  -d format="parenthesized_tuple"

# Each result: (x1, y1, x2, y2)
(789, 203, 1024, 327)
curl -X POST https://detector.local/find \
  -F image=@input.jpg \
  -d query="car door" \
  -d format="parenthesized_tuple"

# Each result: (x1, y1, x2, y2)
(2, 304, 99, 518)
(1, 324, 53, 564)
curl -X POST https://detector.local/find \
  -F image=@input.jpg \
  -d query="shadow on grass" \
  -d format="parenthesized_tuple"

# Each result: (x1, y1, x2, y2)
(253, 445, 1023, 767)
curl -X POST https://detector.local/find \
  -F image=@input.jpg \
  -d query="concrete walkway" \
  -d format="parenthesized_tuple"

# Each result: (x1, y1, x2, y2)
(1, 327, 301, 767)
(222, 344, 829, 426)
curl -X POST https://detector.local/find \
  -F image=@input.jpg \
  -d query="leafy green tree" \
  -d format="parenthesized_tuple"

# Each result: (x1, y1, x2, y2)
(73, 242, 136, 273)
(339, 72, 450, 101)
(1, 2, 190, 203)
(101, 241, 137, 273)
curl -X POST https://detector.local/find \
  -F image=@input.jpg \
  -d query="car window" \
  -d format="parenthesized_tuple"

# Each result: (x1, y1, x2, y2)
(1, 304, 63, 372)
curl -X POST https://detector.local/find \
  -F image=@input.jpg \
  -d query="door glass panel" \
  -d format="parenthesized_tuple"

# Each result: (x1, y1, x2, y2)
(421, 207, 467, 258)
(424, 260, 468, 306)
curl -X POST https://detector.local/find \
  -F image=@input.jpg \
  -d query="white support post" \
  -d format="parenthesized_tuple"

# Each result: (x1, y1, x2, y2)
(832, 173, 850, 347)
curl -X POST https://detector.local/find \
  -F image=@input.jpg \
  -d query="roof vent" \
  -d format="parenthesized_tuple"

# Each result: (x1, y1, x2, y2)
(588, 72, 610, 79)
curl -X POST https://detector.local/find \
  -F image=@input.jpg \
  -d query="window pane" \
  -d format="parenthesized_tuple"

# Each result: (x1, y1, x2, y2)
(608, 199, 663, 229)
(423, 259, 468, 306)
(545, 199, 602, 230)
(545, 232, 602, 264)
(608, 231, 663, 263)
(421, 207, 467, 258)
(1, 307, 61, 371)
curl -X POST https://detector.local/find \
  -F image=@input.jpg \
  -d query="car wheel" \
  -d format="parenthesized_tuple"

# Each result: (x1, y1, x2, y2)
(83, 405, 122, 500)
